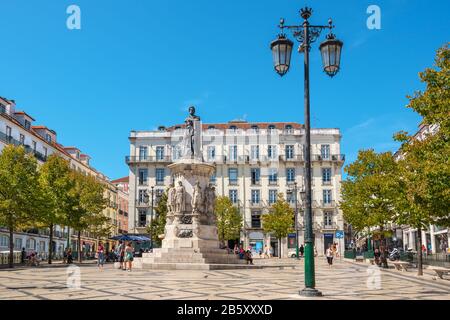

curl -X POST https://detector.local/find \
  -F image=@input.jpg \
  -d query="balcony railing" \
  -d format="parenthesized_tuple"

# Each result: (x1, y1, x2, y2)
(320, 200, 336, 208)
(135, 201, 150, 208)
(248, 200, 264, 208)
(280, 155, 304, 162)
(0, 132, 48, 162)
(125, 155, 172, 164)
(321, 222, 338, 230)
(312, 154, 345, 162)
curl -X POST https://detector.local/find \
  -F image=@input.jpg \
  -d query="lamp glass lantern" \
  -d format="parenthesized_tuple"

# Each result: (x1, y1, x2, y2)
(271, 34, 294, 76)
(319, 33, 343, 77)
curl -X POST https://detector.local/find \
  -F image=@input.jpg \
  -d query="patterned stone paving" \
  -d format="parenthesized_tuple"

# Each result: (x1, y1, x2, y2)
(0, 258, 449, 300)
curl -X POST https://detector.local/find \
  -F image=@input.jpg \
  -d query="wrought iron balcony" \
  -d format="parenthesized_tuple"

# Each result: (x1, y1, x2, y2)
(320, 200, 336, 208)
(280, 155, 304, 162)
(125, 155, 172, 164)
(248, 200, 264, 208)
(312, 154, 345, 162)
(321, 222, 338, 230)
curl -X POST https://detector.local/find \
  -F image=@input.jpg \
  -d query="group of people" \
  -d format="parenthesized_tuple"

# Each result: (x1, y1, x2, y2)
(233, 244, 254, 265)
(21, 248, 41, 267)
(107, 241, 135, 272)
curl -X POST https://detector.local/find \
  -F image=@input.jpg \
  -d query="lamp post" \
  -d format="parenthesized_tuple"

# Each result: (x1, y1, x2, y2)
(294, 182, 299, 260)
(150, 186, 154, 248)
(270, 7, 343, 297)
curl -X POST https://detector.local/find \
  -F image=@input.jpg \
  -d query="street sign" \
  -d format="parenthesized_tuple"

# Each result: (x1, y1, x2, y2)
(335, 230, 344, 239)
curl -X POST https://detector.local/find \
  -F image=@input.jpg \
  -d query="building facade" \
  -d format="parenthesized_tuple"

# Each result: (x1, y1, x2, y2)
(0, 96, 119, 260)
(127, 120, 345, 257)
(112, 176, 130, 234)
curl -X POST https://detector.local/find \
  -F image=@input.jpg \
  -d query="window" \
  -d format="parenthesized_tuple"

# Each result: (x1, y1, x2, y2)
(156, 168, 165, 184)
(19, 134, 25, 145)
(268, 124, 276, 133)
(138, 169, 148, 185)
(229, 145, 237, 161)
(208, 125, 215, 130)
(14, 238, 22, 250)
(0, 235, 8, 247)
(269, 190, 277, 205)
(138, 190, 148, 204)
(285, 124, 293, 133)
(251, 211, 261, 228)
(43, 147, 48, 158)
(26, 238, 36, 250)
(268, 145, 277, 159)
(207, 146, 216, 161)
(324, 211, 333, 226)
(39, 241, 46, 252)
(321, 145, 330, 160)
(229, 190, 238, 204)
(24, 120, 31, 130)
(251, 168, 260, 185)
(139, 146, 148, 160)
(229, 168, 238, 184)
(250, 145, 259, 160)
(156, 146, 164, 160)
(268, 168, 278, 184)
(251, 125, 259, 133)
(251, 190, 260, 204)
(0, 103, 5, 114)
(155, 189, 164, 203)
(323, 190, 332, 204)
(32, 141, 37, 152)
(6, 126, 11, 139)
(285, 145, 294, 159)
(173, 145, 182, 160)
(286, 168, 295, 183)
(322, 168, 331, 184)
(45, 133, 52, 143)
(229, 125, 237, 132)
(138, 209, 147, 227)
(210, 173, 216, 184)
(286, 190, 295, 204)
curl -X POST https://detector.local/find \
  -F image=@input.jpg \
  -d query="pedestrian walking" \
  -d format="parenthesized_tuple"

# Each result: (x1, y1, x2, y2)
(67, 248, 73, 264)
(97, 241, 105, 270)
(124, 242, 134, 272)
(264, 245, 270, 259)
(299, 244, 304, 257)
(326, 244, 334, 268)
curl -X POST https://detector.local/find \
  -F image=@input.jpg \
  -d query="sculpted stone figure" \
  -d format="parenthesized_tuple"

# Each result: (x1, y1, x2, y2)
(182, 106, 200, 158)
(167, 183, 176, 214)
(191, 181, 203, 214)
(175, 181, 186, 213)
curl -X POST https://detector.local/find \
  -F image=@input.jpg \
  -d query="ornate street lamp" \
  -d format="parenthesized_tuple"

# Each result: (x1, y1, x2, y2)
(319, 33, 343, 77)
(270, 6, 343, 297)
(270, 32, 294, 76)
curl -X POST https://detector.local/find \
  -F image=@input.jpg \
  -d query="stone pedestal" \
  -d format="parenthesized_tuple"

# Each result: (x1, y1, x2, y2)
(136, 158, 245, 270)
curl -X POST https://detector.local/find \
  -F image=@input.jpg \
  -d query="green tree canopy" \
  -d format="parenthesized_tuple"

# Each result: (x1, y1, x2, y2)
(340, 150, 400, 238)
(147, 191, 168, 247)
(38, 154, 74, 263)
(262, 194, 294, 258)
(0, 145, 40, 267)
(214, 196, 242, 246)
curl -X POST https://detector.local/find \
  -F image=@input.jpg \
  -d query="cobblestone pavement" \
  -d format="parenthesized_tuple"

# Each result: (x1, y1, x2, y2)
(0, 258, 449, 300)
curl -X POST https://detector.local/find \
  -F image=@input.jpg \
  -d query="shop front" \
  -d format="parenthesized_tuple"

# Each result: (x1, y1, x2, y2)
(248, 231, 264, 256)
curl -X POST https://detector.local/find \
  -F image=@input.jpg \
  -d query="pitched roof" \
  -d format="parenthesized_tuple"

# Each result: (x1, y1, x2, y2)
(111, 176, 129, 184)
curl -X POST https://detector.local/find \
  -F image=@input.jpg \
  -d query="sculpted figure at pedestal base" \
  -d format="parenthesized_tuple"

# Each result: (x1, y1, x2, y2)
(205, 184, 217, 225)
(175, 181, 186, 213)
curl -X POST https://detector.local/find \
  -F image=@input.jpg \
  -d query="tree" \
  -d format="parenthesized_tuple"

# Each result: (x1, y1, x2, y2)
(0, 145, 40, 268)
(66, 171, 107, 263)
(262, 194, 294, 259)
(392, 43, 450, 275)
(340, 149, 400, 263)
(38, 154, 73, 264)
(214, 196, 242, 247)
(147, 191, 168, 247)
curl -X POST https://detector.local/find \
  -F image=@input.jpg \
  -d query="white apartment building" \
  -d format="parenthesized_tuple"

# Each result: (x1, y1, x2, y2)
(0, 96, 119, 261)
(127, 120, 345, 257)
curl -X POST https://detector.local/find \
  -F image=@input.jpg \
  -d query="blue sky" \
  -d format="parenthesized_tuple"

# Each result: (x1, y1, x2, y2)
(0, 0, 448, 179)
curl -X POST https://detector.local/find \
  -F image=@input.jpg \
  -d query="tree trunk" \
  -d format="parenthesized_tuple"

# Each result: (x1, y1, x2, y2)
(77, 231, 82, 263)
(48, 224, 53, 264)
(278, 238, 281, 259)
(417, 227, 423, 276)
(8, 221, 14, 268)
